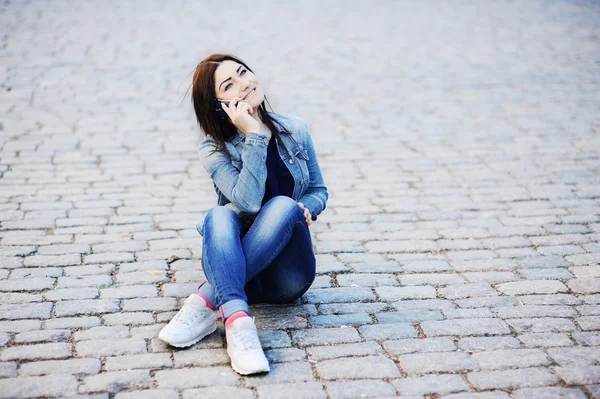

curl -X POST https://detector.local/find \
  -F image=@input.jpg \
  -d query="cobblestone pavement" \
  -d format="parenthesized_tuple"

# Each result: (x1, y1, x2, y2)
(1, 0, 599, 398)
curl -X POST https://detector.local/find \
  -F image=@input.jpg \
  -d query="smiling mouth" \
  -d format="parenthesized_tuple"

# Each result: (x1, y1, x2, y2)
(243, 88, 256, 100)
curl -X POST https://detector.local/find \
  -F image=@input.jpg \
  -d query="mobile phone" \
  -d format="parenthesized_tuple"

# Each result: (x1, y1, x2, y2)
(215, 99, 230, 120)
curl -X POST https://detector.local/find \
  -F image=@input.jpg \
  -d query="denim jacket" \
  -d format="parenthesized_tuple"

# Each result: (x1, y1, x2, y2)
(196, 112, 329, 236)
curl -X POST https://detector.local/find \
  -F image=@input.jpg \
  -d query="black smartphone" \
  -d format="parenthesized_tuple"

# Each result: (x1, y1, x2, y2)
(215, 99, 230, 120)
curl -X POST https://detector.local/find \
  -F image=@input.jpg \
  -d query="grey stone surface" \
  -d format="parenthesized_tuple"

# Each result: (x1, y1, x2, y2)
(1, 0, 599, 397)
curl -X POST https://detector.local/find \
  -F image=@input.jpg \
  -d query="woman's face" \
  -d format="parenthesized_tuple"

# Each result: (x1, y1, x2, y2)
(214, 60, 263, 112)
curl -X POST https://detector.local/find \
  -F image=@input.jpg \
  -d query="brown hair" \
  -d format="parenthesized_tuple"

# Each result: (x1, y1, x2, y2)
(190, 54, 290, 157)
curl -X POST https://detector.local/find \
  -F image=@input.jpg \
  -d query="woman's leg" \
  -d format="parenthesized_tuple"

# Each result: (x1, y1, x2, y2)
(199, 205, 250, 319)
(243, 199, 316, 304)
(199, 196, 315, 317)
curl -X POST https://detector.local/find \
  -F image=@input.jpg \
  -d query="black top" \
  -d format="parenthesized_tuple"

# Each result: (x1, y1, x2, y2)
(261, 137, 294, 206)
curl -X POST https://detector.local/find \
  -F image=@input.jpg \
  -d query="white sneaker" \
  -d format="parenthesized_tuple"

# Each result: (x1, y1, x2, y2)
(158, 294, 217, 347)
(226, 315, 270, 375)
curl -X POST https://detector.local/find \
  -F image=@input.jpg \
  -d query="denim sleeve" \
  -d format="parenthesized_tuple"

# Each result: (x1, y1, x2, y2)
(198, 133, 269, 214)
(296, 121, 329, 221)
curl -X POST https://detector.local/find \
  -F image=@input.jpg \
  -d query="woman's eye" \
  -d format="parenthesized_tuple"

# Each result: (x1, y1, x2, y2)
(241, 69, 247, 75)
(224, 70, 247, 91)
(225, 83, 232, 91)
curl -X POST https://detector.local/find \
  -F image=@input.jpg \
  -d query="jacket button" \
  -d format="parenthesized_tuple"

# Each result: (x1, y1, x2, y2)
(289, 159, 294, 164)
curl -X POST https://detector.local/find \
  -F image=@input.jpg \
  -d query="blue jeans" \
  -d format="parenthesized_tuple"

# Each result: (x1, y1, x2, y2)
(197, 196, 316, 320)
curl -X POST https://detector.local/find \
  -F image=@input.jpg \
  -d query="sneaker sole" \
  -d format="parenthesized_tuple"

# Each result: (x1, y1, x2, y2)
(159, 321, 218, 348)
(227, 349, 270, 375)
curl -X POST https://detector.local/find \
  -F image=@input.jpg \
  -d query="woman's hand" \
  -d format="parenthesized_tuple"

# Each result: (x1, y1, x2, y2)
(297, 202, 312, 226)
(221, 97, 265, 136)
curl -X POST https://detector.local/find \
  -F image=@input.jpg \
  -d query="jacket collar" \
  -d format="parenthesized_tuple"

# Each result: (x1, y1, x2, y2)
(231, 112, 292, 146)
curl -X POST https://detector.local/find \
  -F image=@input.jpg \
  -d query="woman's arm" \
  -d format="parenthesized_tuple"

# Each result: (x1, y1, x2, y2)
(198, 133, 269, 214)
(296, 121, 329, 221)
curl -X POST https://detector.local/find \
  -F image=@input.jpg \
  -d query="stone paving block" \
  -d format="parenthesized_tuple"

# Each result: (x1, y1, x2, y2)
(103, 312, 155, 326)
(493, 305, 576, 318)
(73, 326, 131, 341)
(471, 349, 551, 370)
(568, 278, 600, 294)
(79, 370, 153, 393)
(461, 272, 519, 283)
(19, 358, 101, 376)
(383, 337, 456, 355)
(264, 347, 306, 364)
(1, 342, 72, 361)
(566, 253, 600, 266)
(63, 264, 115, 276)
(399, 351, 477, 374)
(518, 256, 569, 269)
(375, 309, 443, 323)
(182, 387, 254, 399)
(439, 283, 497, 299)
(443, 308, 495, 319)
(105, 353, 173, 371)
(100, 285, 157, 299)
(14, 329, 70, 343)
(172, 348, 229, 368)
(578, 316, 600, 330)
(292, 327, 361, 347)
(45, 316, 100, 329)
(43, 287, 99, 301)
(306, 341, 382, 361)
(402, 261, 452, 272)
(458, 337, 521, 351)
(421, 319, 511, 336)
(547, 346, 600, 366)
(76, 338, 147, 357)
(440, 392, 511, 399)
(359, 323, 418, 340)
(0, 277, 55, 292)
(457, 296, 517, 308)
(375, 286, 436, 301)
(554, 366, 600, 384)
(392, 299, 455, 311)
(302, 287, 375, 303)
(451, 259, 518, 272)
(54, 299, 120, 316)
(122, 298, 177, 312)
(0, 302, 53, 319)
(506, 317, 576, 333)
(495, 280, 568, 295)
(258, 330, 292, 349)
(316, 355, 401, 380)
(392, 374, 469, 396)
(518, 333, 574, 348)
(467, 367, 557, 389)
(308, 313, 373, 327)
(512, 387, 587, 399)
(115, 390, 179, 399)
(337, 273, 398, 287)
(84, 252, 135, 264)
(0, 374, 78, 398)
(9, 267, 63, 279)
(24, 254, 81, 267)
(56, 275, 113, 288)
(256, 382, 327, 399)
(326, 380, 395, 399)
(245, 361, 314, 386)
(400, 273, 466, 286)
(518, 294, 581, 305)
(37, 244, 90, 255)
(520, 267, 574, 280)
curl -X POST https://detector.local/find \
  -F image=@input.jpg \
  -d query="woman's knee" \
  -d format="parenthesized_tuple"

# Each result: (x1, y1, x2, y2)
(263, 196, 303, 219)
(203, 206, 239, 234)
